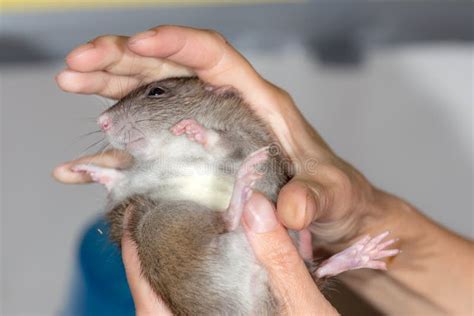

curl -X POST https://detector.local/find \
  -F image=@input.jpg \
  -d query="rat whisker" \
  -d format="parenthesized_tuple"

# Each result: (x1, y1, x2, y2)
(80, 137, 106, 155)
(134, 119, 162, 124)
(117, 72, 129, 100)
(131, 126, 146, 139)
(131, 106, 148, 118)
(77, 130, 103, 138)
(93, 95, 112, 110)
(115, 125, 126, 136)
(126, 56, 136, 98)
(97, 142, 110, 153)
(96, 143, 112, 162)
(75, 116, 102, 122)
(134, 68, 153, 88)
(68, 130, 103, 147)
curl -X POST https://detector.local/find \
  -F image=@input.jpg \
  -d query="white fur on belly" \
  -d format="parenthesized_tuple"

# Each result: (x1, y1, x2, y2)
(157, 174, 234, 210)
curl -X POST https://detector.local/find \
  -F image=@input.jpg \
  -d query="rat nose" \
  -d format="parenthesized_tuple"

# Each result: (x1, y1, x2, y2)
(98, 114, 112, 131)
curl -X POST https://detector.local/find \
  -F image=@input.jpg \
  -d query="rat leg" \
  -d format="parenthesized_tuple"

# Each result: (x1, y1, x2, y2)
(298, 229, 314, 261)
(315, 231, 400, 278)
(170, 119, 220, 151)
(225, 147, 269, 231)
(72, 164, 124, 191)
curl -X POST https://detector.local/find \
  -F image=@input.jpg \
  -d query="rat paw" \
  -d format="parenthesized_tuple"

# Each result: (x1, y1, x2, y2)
(236, 146, 269, 183)
(234, 146, 269, 205)
(170, 119, 209, 146)
(315, 231, 400, 278)
(225, 147, 269, 231)
(72, 164, 124, 191)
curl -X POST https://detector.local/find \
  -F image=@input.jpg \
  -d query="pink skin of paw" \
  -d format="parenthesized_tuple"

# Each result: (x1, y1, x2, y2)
(225, 147, 269, 231)
(315, 231, 400, 278)
(72, 164, 123, 192)
(170, 119, 209, 147)
(298, 229, 314, 261)
(170, 119, 221, 150)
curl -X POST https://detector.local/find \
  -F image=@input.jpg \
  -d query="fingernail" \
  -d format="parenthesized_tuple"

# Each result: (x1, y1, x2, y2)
(243, 195, 278, 233)
(129, 30, 157, 45)
(71, 43, 95, 58)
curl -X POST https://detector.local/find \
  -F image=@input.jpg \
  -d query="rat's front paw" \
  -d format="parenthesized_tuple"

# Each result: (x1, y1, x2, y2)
(170, 119, 220, 150)
(72, 164, 124, 191)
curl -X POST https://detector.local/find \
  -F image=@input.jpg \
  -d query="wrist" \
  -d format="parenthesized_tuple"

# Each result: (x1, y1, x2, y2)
(359, 189, 419, 247)
(339, 188, 474, 315)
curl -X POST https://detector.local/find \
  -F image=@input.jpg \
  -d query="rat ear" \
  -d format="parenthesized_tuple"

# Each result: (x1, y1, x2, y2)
(204, 84, 239, 98)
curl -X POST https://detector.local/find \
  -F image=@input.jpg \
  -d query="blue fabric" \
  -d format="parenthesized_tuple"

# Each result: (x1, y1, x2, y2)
(61, 218, 134, 316)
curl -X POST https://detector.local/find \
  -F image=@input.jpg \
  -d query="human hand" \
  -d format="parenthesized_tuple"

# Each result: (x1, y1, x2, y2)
(121, 192, 339, 315)
(54, 25, 380, 251)
(54, 26, 474, 315)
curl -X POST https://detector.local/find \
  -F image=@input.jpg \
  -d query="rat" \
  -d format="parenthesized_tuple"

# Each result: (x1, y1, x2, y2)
(73, 77, 400, 315)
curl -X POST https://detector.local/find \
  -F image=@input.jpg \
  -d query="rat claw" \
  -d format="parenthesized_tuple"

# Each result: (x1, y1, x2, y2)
(71, 163, 124, 191)
(363, 261, 387, 271)
(365, 231, 391, 251)
(375, 238, 399, 251)
(353, 234, 371, 246)
(243, 187, 253, 201)
(315, 231, 400, 278)
(170, 119, 211, 147)
(373, 249, 401, 260)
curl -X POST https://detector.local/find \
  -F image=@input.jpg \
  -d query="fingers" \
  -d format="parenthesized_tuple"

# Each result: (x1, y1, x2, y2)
(276, 178, 328, 230)
(127, 26, 271, 100)
(52, 149, 132, 184)
(56, 70, 143, 99)
(57, 35, 194, 99)
(242, 193, 338, 315)
(60, 26, 273, 103)
(122, 234, 173, 316)
(66, 36, 128, 74)
(67, 35, 194, 77)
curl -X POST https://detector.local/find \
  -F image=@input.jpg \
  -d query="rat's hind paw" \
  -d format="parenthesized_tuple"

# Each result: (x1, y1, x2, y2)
(170, 119, 220, 150)
(72, 164, 124, 191)
(225, 147, 269, 231)
(315, 231, 400, 278)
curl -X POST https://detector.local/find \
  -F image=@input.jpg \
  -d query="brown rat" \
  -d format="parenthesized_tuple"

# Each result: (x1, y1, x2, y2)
(73, 77, 400, 315)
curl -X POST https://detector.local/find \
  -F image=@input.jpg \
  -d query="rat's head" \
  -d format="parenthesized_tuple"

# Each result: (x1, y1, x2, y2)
(98, 77, 210, 160)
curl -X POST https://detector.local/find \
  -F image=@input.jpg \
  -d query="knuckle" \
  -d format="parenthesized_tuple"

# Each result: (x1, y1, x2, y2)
(329, 164, 352, 187)
(153, 24, 174, 32)
(275, 86, 292, 102)
(319, 163, 357, 209)
(265, 81, 294, 104)
(90, 34, 122, 46)
(90, 34, 112, 44)
(204, 29, 228, 44)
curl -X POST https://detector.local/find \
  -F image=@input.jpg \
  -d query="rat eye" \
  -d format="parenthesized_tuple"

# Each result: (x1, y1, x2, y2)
(147, 87, 165, 97)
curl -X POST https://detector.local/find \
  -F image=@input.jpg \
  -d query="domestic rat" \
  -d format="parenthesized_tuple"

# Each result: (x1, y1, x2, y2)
(73, 77, 400, 315)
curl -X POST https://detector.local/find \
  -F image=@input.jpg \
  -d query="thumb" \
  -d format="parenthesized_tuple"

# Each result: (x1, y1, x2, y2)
(242, 193, 338, 315)
(276, 178, 327, 230)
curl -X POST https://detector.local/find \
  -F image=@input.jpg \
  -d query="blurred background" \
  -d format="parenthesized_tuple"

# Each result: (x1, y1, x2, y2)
(1, 1, 472, 315)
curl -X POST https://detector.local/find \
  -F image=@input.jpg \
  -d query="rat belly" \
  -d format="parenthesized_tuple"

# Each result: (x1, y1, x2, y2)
(155, 174, 235, 210)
